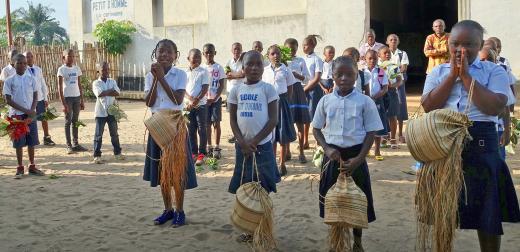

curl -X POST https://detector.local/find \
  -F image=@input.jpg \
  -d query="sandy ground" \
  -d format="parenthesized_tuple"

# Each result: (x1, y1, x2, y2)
(0, 96, 519, 252)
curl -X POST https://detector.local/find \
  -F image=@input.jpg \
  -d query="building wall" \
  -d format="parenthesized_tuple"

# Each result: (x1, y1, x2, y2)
(469, 0, 520, 77)
(68, 0, 369, 77)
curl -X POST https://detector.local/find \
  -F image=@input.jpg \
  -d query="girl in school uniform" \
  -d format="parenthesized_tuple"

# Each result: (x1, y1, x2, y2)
(302, 35, 324, 150)
(143, 39, 197, 228)
(285, 38, 311, 163)
(365, 50, 389, 161)
(228, 50, 280, 242)
(312, 56, 382, 251)
(422, 20, 519, 251)
(262, 45, 297, 176)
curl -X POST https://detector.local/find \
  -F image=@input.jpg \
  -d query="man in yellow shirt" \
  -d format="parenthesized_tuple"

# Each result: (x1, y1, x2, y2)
(424, 19, 450, 74)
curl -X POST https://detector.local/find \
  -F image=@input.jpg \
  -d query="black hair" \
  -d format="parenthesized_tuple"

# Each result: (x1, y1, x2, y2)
(452, 20, 486, 41)
(266, 44, 280, 53)
(342, 47, 360, 59)
(284, 38, 298, 47)
(481, 46, 497, 63)
(203, 43, 215, 51)
(323, 45, 335, 53)
(189, 48, 201, 56)
(9, 49, 19, 60)
(488, 37, 501, 48)
(150, 39, 178, 61)
(62, 49, 74, 57)
(252, 41, 263, 47)
(484, 39, 498, 51)
(96, 61, 109, 72)
(331, 56, 357, 73)
(242, 50, 262, 65)
(378, 45, 390, 54)
(232, 42, 242, 49)
(12, 53, 26, 63)
(365, 49, 377, 58)
(303, 34, 322, 47)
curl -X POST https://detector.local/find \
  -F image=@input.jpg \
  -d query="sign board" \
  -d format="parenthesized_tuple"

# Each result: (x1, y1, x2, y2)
(90, 0, 134, 27)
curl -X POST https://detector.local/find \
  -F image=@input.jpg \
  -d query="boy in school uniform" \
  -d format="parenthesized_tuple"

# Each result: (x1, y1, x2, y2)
(91, 62, 124, 164)
(343, 47, 371, 96)
(58, 49, 87, 154)
(0, 50, 18, 82)
(202, 43, 226, 159)
(225, 42, 245, 143)
(24, 51, 56, 146)
(252, 40, 270, 67)
(2, 54, 45, 178)
(320, 45, 335, 94)
(185, 49, 211, 166)
(313, 56, 382, 251)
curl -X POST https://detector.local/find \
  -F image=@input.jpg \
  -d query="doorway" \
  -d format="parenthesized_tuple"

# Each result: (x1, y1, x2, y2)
(370, 0, 457, 92)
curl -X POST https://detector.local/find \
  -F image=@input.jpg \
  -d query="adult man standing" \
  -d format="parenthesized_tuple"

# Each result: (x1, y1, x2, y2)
(359, 29, 385, 67)
(424, 19, 450, 74)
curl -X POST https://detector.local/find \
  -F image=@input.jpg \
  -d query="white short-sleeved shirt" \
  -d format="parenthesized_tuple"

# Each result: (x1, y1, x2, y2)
(423, 59, 511, 123)
(367, 67, 389, 98)
(355, 69, 371, 94)
(227, 81, 279, 145)
(390, 48, 410, 67)
(0, 64, 16, 82)
(321, 60, 333, 80)
(303, 53, 324, 85)
(57, 65, 82, 97)
(26, 65, 48, 101)
(92, 78, 120, 117)
(226, 58, 244, 93)
(2, 73, 37, 116)
(186, 66, 210, 106)
(144, 67, 187, 113)
(203, 62, 226, 100)
(287, 57, 310, 83)
(262, 64, 297, 95)
(311, 89, 383, 148)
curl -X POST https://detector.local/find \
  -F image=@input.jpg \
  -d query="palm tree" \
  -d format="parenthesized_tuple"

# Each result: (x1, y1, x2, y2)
(15, 2, 68, 45)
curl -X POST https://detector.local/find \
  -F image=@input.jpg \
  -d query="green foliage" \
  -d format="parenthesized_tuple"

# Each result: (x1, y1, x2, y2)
(93, 20, 137, 55)
(81, 76, 95, 100)
(279, 45, 292, 66)
(74, 120, 86, 128)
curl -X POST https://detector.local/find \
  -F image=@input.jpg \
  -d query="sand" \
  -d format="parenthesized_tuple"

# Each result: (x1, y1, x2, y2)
(1, 97, 519, 252)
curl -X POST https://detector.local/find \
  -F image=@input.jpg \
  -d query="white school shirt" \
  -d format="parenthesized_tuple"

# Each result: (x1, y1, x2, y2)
(57, 65, 82, 97)
(262, 64, 297, 95)
(2, 73, 37, 116)
(227, 81, 279, 145)
(367, 67, 389, 98)
(287, 57, 310, 83)
(389, 48, 410, 67)
(144, 67, 187, 113)
(423, 59, 511, 123)
(225, 58, 244, 93)
(26, 65, 48, 101)
(92, 78, 120, 117)
(203, 62, 226, 100)
(321, 60, 333, 80)
(303, 53, 324, 86)
(311, 89, 383, 148)
(186, 66, 210, 106)
(0, 64, 16, 82)
(354, 69, 371, 94)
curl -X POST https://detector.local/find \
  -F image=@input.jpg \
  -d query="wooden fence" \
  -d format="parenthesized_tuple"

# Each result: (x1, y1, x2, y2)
(0, 42, 121, 101)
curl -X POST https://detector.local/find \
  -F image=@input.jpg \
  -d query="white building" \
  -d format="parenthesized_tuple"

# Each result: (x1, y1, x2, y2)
(68, 0, 519, 89)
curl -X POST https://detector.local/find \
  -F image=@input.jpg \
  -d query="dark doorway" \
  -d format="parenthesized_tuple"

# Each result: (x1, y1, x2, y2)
(370, 0, 457, 93)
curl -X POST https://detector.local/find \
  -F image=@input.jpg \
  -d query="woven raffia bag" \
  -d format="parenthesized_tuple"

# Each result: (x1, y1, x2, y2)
(231, 154, 276, 251)
(406, 80, 475, 252)
(324, 168, 368, 252)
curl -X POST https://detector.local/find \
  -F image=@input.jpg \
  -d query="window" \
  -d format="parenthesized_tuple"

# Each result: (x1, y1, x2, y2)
(232, 0, 244, 20)
(153, 0, 164, 27)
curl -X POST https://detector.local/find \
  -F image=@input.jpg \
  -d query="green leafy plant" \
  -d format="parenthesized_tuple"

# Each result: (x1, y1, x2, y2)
(206, 157, 219, 172)
(279, 45, 292, 66)
(107, 103, 127, 122)
(74, 120, 86, 128)
(40, 106, 60, 121)
(81, 76, 95, 100)
(506, 116, 520, 154)
(93, 20, 137, 55)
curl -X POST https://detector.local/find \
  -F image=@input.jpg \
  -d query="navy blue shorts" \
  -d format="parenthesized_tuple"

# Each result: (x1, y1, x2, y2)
(207, 98, 222, 123)
(36, 100, 46, 121)
(11, 114, 39, 148)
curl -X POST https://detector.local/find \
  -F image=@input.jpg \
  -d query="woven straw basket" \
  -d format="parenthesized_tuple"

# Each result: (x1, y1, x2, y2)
(144, 110, 185, 149)
(231, 181, 273, 233)
(325, 173, 368, 229)
(406, 108, 472, 162)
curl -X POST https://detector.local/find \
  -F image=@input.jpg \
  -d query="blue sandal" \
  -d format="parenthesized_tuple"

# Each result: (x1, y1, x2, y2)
(172, 211, 186, 228)
(154, 210, 175, 225)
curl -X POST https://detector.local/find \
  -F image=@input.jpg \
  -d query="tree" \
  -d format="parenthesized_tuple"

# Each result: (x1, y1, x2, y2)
(93, 20, 137, 55)
(14, 1, 68, 45)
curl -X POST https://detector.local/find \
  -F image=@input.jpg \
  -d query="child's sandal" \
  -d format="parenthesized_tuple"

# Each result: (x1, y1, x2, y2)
(154, 210, 175, 225)
(390, 139, 399, 149)
(172, 211, 186, 228)
(375, 155, 384, 161)
(28, 165, 45, 176)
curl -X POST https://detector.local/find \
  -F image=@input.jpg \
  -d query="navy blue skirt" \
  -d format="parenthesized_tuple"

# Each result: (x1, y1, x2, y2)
(459, 122, 520, 235)
(374, 98, 389, 137)
(290, 82, 311, 124)
(308, 85, 324, 120)
(275, 93, 297, 144)
(143, 134, 198, 189)
(319, 144, 376, 222)
(228, 142, 281, 194)
(385, 88, 400, 118)
(397, 83, 408, 121)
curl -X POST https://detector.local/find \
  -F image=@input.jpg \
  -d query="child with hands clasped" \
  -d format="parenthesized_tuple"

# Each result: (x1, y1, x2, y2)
(3, 54, 45, 178)
(312, 56, 382, 252)
(227, 51, 281, 243)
